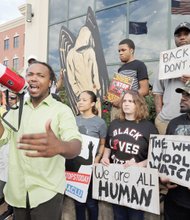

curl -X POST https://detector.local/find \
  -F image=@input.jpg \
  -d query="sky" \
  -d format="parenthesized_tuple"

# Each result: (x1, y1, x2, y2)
(0, 0, 26, 24)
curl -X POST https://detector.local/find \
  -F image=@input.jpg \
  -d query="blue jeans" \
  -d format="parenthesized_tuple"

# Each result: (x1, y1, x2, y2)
(112, 204, 144, 220)
(74, 182, 98, 220)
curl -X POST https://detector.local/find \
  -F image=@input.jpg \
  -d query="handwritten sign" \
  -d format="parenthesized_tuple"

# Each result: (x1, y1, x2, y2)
(159, 44, 190, 80)
(148, 134, 190, 188)
(93, 164, 160, 215)
(65, 134, 99, 202)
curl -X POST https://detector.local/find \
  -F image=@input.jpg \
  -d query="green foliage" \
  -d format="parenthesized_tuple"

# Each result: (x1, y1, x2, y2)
(145, 93, 156, 123)
(58, 88, 70, 106)
(102, 101, 111, 126)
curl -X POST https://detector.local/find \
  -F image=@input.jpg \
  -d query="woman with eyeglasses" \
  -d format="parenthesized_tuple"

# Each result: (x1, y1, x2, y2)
(7, 92, 18, 109)
(66, 90, 107, 220)
(101, 90, 158, 220)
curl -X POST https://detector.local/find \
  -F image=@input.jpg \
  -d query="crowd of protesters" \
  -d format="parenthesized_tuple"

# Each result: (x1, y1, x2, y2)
(0, 21, 190, 220)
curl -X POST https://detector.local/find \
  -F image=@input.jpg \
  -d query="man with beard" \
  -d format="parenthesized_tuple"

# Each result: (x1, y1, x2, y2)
(161, 80, 190, 220)
(0, 61, 81, 220)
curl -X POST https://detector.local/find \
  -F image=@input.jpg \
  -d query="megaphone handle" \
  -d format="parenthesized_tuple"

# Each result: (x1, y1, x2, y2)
(2, 93, 25, 132)
(17, 93, 24, 130)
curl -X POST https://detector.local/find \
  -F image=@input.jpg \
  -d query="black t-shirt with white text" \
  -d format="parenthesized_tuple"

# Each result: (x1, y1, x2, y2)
(105, 119, 158, 164)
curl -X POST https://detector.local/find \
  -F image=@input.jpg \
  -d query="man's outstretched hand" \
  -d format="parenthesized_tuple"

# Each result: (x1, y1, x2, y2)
(18, 120, 61, 157)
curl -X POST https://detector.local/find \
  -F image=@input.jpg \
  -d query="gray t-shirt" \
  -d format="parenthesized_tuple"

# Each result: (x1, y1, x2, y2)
(153, 76, 183, 121)
(76, 115, 107, 138)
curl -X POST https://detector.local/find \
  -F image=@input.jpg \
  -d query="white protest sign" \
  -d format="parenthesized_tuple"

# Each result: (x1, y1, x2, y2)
(148, 134, 190, 188)
(159, 44, 190, 80)
(93, 164, 160, 215)
(65, 134, 99, 202)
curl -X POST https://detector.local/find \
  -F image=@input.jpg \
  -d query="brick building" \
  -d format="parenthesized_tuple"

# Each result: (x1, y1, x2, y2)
(0, 16, 25, 73)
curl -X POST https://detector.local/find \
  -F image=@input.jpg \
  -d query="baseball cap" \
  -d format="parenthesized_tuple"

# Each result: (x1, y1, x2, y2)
(174, 22, 190, 35)
(176, 81, 190, 95)
(27, 55, 37, 62)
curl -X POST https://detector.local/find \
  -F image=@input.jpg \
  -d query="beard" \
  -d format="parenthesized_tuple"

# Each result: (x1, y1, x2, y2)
(180, 108, 190, 113)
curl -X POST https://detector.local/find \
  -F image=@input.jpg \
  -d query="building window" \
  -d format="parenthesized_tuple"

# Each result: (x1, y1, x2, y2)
(13, 36, 19, 48)
(13, 58, 19, 71)
(4, 39, 9, 50)
(3, 60, 8, 67)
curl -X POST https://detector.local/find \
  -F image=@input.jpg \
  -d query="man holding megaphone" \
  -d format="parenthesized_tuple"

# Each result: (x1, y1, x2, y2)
(0, 61, 82, 220)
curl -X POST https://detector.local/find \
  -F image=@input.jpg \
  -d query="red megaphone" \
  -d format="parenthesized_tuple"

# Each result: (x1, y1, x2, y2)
(0, 64, 28, 94)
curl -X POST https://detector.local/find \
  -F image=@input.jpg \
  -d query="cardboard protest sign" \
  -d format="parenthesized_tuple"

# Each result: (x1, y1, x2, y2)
(93, 164, 160, 215)
(107, 73, 133, 102)
(148, 134, 190, 188)
(159, 44, 190, 80)
(65, 134, 99, 202)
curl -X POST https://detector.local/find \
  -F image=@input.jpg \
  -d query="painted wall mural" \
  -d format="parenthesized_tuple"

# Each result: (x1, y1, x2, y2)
(59, 7, 109, 115)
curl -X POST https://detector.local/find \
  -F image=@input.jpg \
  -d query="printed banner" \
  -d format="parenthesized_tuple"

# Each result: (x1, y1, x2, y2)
(93, 164, 160, 215)
(148, 134, 190, 188)
(65, 134, 99, 202)
(107, 73, 133, 102)
(159, 44, 190, 80)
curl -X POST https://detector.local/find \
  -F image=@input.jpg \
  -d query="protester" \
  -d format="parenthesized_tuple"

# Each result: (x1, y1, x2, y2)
(0, 92, 6, 206)
(0, 61, 82, 220)
(66, 90, 107, 220)
(27, 55, 38, 66)
(153, 21, 190, 134)
(0, 92, 19, 220)
(51, 68, 64, 94)
(160, 81, 190, 220)
(109, 38, 149, 120)
(101, 90, 158, 220)
(25, 55, 63, 94)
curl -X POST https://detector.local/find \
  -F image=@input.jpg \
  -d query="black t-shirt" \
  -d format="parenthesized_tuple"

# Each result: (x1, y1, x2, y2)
(118, 60, 148, 91)
(105, 119, 158, 164)
(166, 114, 190, 208)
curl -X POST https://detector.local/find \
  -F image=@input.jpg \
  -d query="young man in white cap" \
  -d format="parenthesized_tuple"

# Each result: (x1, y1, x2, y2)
(153, 22, 190, 134)
(27, 55, 37, 66)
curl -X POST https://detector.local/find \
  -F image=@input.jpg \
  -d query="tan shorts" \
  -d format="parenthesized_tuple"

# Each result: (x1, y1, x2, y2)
(155, 115, 169, 135)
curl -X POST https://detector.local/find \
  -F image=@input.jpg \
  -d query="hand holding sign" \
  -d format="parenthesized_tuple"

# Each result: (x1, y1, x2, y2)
(148, 134, 190, 188)
(93, 164, 160, 215)
(160, 176, 177, 189)
(180, 74, 190, 83)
